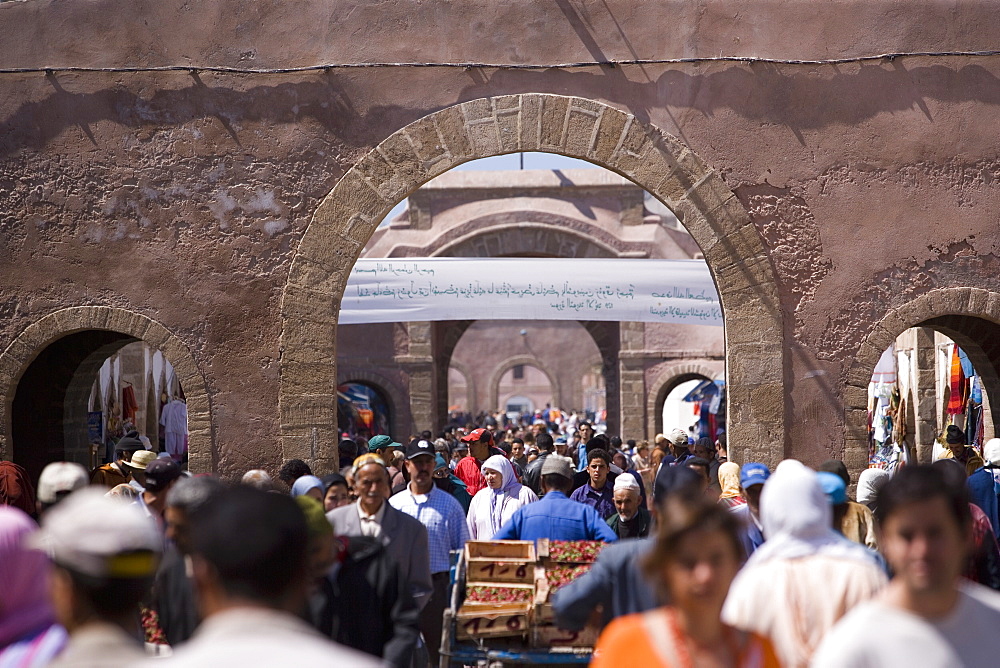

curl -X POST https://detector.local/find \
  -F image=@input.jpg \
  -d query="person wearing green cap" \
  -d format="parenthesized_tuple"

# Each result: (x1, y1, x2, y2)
(368, 435, 405, 488)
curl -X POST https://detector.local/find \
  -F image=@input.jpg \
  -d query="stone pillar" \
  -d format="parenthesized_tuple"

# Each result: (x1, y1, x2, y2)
(397, 322, 437, 435)
(914, 327, 938, 463)
(618, 322, 647, 439)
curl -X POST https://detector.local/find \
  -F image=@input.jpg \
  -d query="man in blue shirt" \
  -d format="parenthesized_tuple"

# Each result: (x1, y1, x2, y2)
(389, 439, 468, 665)
(569, 449, 615, 519)
(493, 454, 617, 543)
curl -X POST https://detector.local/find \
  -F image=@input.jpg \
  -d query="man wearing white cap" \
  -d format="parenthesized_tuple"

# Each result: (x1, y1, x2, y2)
(35, 462, 89, 516)
(606, 474, 650, 539)
(33, 487, 162, 667)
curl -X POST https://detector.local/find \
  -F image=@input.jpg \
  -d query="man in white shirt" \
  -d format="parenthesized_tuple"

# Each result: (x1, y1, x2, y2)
(812, 464, 1000, 667)
(389, 439, 469, 665)
(326, 455, 433, 609)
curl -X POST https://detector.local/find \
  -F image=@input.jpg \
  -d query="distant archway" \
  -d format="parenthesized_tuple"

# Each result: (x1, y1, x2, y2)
(648, 363, 724, 437)
(489, 356, 561, 412)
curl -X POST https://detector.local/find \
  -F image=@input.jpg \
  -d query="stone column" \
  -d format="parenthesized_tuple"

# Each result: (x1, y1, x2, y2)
(618, 322, 647, 439)
(914, 327, 938, 463)
(397, 322, 437, 435)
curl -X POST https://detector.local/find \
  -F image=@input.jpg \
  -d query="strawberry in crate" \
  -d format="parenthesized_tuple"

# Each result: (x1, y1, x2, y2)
(548, 540, 605, 563)
(466, 585, 534, 605)
(545, 564, 592, 593)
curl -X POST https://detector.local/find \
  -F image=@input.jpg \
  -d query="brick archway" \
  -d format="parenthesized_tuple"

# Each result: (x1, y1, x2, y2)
(281, 94, 785, 470)
(0, 306, 213, 472)
(487, 356, 562, 413)
(843, 288, 1000, 474)
(647, 362, 725, 438)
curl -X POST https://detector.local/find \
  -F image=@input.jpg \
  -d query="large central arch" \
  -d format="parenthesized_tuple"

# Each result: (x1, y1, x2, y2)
(280, 94, 785, 470)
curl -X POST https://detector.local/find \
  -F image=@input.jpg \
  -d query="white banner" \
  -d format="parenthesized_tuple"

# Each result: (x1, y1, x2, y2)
(339, 258, 722, 326)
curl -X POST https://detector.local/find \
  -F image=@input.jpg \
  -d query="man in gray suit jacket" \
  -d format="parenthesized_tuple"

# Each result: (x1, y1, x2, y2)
(327, 458, 433, 609)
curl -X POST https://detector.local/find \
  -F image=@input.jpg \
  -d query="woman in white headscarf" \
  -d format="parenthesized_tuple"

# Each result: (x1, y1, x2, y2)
(721, 460, 887, 668)
(467, 455, 538, 539)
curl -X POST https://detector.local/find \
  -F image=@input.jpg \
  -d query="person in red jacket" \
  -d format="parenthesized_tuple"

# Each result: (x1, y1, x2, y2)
(453, 428, 503, 497)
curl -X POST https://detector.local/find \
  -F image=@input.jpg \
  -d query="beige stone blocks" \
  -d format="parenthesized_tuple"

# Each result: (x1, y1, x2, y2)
(284, 93, 787, 468)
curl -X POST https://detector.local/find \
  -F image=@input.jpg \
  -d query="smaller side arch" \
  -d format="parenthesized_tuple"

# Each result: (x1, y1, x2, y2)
(647, 362, 724, 439)
(0, 306, 212, 472)
(842, 287, 1000, 476)
(337, 369, 406, 439)
(487, 356, 562, 414)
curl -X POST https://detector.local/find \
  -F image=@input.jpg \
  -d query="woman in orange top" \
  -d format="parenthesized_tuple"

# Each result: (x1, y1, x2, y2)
(591, 497, 779, 668)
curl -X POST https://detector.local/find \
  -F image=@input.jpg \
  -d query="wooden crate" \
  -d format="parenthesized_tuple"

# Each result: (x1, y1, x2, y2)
(531, 623, 600, 648)
(465, 540, 535, 561)
(465, 540, 537, 585)
(456, 602, 531, 639)
(466, 559, 535, 584)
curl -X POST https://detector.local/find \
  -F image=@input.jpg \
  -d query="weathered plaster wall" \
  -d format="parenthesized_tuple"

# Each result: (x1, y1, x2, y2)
(3, 0, 1000, 476)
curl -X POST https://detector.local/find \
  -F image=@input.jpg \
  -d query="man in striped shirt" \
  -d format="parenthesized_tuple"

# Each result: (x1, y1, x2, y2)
(389, 439, 469, 665)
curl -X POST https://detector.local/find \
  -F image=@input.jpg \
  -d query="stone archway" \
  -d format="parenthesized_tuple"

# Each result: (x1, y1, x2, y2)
(0, 306, 212, 474)
(647, 362, 725, 438)
(487, 356, 562, 413)
(842, 288, 1000, 474)
(337, 369, 406, 440)
(281, 94, 785, 470)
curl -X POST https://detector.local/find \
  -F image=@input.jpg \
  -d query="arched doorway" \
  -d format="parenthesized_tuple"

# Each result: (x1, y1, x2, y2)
(0, 307, 211, 482)
(844, 289, 1000, 475)
(282, 94, 785, 469)
(337, 381, 392, 441)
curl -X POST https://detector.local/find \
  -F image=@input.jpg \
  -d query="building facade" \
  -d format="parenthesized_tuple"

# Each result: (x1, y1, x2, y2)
(2, 1, 1000, 478)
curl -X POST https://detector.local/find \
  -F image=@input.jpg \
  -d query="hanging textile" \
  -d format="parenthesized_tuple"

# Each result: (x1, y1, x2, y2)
(947, 345, 966, 415)
(122, 384, 139, 423)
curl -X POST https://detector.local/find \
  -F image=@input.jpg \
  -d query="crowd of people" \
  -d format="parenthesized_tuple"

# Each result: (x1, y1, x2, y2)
(2, 417, 1000, 667)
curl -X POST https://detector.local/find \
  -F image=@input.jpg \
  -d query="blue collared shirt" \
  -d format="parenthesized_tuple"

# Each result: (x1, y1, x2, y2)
(389, 485, 469, 574)
(569, 480, 616, 519)
(493, 491, 618, 543)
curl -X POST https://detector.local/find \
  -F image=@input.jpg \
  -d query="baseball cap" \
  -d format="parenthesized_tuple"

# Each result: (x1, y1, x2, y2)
(740, 462, 771, 488)
(127, 450, 157, 471)
(554, 436, 567, 445)
(32, 487, 161, 578)
(540, 454, 574, 480)
(37, 462, 89, 504)
(461, 428, 494, 444)
(368, 434, 401, 452)
(144, 459, 182, 492)
(816, 471, 847, 505)
(405, 439, 435, 460)
(668, 428, 689, 447)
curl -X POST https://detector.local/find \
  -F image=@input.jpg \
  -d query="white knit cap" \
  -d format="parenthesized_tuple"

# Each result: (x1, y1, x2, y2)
(613, 473, 640, 493)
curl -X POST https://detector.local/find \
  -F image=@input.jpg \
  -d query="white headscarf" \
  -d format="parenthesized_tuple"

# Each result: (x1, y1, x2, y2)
(482, 455, 522, 535)
(856, 468, 890, 507)
(983, 438, 1000, 467)
(749, 460, 879, 567)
